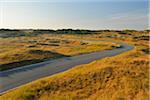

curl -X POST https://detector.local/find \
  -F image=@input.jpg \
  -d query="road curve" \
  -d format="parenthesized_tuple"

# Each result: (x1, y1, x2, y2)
(0, 41, 134, 94)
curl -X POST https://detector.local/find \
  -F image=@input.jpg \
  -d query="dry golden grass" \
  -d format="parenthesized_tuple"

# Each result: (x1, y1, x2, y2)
(0, 31, 149, 100)
(0, 34, 117, 70)
(0, 49, 148, 100)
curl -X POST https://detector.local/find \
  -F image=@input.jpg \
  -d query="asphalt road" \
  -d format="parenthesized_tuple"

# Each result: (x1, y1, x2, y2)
(0, 42, 134, 94)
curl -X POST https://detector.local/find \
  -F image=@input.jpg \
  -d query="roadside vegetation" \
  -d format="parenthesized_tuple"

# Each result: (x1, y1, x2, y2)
(0, 30, 149, 100)
(0, 32, 118, 71)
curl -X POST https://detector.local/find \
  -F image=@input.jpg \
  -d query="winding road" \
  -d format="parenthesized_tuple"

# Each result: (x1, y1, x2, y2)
(0, 41, 134, 94)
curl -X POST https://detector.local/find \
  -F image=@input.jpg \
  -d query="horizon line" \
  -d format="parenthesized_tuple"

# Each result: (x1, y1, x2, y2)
(0, 28, 149, 31)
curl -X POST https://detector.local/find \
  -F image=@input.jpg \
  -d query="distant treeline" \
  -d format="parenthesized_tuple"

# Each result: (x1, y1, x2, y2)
(0, 29, 93, 38)
(0, 29, 149, 38)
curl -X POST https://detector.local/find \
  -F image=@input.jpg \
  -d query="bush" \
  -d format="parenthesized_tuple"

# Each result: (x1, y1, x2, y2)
(119, 30, 136, 35)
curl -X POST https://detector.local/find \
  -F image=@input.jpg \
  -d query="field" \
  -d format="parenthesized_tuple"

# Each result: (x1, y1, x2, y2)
(0, 30, 149, 100)
(0, 31, 119, 71)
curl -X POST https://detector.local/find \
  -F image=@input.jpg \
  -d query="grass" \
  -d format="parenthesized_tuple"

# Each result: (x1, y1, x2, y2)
(0, 48, 148, 100)
(0, 49, 67, 71)
(0, 31, 149, 100)
(0, 35, 117, 71)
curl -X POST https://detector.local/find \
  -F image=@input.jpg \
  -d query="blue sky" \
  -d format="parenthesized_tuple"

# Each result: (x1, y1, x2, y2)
(0, 0, 149, 30)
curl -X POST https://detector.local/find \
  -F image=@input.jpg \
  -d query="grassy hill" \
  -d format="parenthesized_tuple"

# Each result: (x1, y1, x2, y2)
(0, 30, 149, 100)
(0, 35, 117, 71)
(0, 40, 149, 100)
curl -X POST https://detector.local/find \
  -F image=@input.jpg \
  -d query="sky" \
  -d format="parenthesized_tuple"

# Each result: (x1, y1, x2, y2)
(0, 0, 149, 30)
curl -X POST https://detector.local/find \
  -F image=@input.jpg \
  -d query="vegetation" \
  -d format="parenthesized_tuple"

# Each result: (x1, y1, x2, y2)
(0, 29, 92, 38)
(118, 29, 137, 34)
(0, 30, 149, 100)
(0, 46, 148, 100)
(0, 34, 117, 71)
(1, 29, 148, 38)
